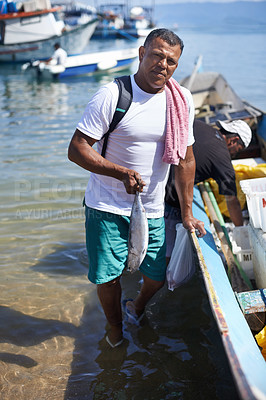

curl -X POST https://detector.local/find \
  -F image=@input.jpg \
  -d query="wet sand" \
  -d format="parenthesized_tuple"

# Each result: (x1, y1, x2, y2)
(0, 238, 240, 399)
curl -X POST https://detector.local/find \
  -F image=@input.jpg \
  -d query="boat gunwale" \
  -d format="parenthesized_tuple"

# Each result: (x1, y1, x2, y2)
(191, 231, 259, 400)
(65, 48, 138, 68)
(0, 7, 62, 20)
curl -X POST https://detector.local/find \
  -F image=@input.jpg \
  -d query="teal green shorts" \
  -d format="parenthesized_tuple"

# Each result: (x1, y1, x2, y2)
(85, 206, 166, 284)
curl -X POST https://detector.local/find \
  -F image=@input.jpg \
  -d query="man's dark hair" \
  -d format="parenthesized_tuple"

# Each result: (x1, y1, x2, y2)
(143, 28, 184, 54)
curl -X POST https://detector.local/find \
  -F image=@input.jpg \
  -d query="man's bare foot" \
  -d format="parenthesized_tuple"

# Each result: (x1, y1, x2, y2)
(107, 324, 123, 347)
(126, 300, 144, 318)
(123, 300, 145, 325)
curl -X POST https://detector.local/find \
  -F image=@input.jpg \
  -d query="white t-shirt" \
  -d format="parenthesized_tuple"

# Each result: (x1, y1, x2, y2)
(77, 75, 195, 218)
(52, 48, 67, 65)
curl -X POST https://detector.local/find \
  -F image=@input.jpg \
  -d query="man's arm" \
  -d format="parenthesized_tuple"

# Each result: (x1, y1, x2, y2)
(68, 129, 145, 194)
(174, 145, 206, 237)
(225, 195, 243, 226)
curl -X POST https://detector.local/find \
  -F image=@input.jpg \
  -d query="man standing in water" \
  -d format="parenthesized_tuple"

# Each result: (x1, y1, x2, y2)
(68, 29, 205, 348)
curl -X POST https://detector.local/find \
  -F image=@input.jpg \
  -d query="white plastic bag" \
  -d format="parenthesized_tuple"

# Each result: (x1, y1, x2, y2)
(166, 223, 195, 291)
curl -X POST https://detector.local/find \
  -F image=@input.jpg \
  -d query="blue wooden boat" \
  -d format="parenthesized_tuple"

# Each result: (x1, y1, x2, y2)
(180, 65, 266, 399)
(22, 47, 138, 79)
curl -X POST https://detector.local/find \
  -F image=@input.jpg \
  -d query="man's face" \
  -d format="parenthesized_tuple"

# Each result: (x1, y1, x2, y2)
(136, 37, 182, 93)
(226, 136, 245, 158)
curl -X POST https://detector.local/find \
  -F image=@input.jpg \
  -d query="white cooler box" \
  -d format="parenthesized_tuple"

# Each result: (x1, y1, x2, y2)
(231, 226, 253, 279)
(240, 177, 266, 232)
(248, 223, 266, 288)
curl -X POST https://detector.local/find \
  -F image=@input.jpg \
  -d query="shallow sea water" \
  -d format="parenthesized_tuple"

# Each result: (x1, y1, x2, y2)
(1, 26, 266, 399)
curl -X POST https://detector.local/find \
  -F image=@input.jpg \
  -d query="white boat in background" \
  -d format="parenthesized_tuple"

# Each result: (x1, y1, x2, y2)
(51, 0, 97, 27)
(22, 47, 138, 78)
(123, 5, 155, 38)
(0, 0, 98, 62)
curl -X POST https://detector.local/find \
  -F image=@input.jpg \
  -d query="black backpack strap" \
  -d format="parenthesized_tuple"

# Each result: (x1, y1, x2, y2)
(101, 75, 132, 158)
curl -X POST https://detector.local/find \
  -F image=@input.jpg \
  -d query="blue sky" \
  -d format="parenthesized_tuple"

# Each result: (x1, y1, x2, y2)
(155, 0, 264, 2)
(154, 0, 264, 2)
(87, 0, 266, 10)
(90, 0, 265, 4)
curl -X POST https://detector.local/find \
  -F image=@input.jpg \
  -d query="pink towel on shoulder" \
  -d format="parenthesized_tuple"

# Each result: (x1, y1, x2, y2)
(162, 77, 189, 165)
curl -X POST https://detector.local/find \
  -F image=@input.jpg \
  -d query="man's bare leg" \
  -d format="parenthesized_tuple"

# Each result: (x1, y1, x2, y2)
(126, 275, 165, 318)
(97, 277, 123, 345)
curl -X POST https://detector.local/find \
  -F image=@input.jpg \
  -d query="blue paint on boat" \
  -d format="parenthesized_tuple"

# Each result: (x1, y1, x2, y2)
(59, 63, 98, 77)
(58, 57, 134, 78)
(258, 114, 266, 142)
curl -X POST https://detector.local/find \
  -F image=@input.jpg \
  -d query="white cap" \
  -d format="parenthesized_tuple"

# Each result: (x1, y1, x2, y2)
(217, 120, 252, 148)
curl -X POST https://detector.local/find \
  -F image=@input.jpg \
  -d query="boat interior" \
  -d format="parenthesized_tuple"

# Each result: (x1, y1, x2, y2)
(181, 71, 266, 160)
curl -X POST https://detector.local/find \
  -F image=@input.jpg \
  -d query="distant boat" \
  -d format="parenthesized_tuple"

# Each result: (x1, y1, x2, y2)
(92, 3, 156, 40)
(181, 63, 264, 158)
(21, 47, 138, 78)
(123, 5, 156, 38)
(0, 0, 98, 62)
(51, 0, 97, 27)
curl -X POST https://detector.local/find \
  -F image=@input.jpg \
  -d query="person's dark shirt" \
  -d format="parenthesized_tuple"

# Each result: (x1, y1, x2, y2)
(165, 119, 237, 208)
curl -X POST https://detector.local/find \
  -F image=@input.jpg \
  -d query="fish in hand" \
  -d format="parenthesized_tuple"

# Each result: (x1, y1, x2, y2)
(127, 191, 149, 273)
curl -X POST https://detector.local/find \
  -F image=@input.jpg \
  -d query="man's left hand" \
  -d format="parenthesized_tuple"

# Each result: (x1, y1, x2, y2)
(182, 216, 206, 238)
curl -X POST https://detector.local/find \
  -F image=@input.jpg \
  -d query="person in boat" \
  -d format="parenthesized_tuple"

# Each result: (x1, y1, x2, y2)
(45, 43, 67, 66)
(68, 28, 206, 348)
(165, 118, 252, 263)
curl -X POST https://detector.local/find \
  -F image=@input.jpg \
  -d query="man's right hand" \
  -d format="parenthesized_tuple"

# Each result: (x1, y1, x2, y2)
(122, 169, 146, 194)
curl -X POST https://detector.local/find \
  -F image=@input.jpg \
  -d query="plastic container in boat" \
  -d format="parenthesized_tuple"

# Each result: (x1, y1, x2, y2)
(231, 226, 253, 279)
(240, 177, 266, 232)
(248, 224, 266, 288)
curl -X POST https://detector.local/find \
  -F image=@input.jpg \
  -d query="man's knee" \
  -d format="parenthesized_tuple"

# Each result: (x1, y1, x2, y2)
(142, 274, 165, 292)
(154, 280, 165, 291)
(99, 276, 121, 288)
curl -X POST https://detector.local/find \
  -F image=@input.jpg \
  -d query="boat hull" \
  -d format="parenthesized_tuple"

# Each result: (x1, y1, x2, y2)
(59, 56, 136, 77)
(0, 19, 98, 63)
(23, 48, 138, 78)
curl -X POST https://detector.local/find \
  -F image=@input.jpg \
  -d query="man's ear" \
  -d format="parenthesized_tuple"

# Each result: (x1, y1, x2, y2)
(139, 46, 145, 62)
(232, 136, 240, 145)
(227, 136, 238, 147)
